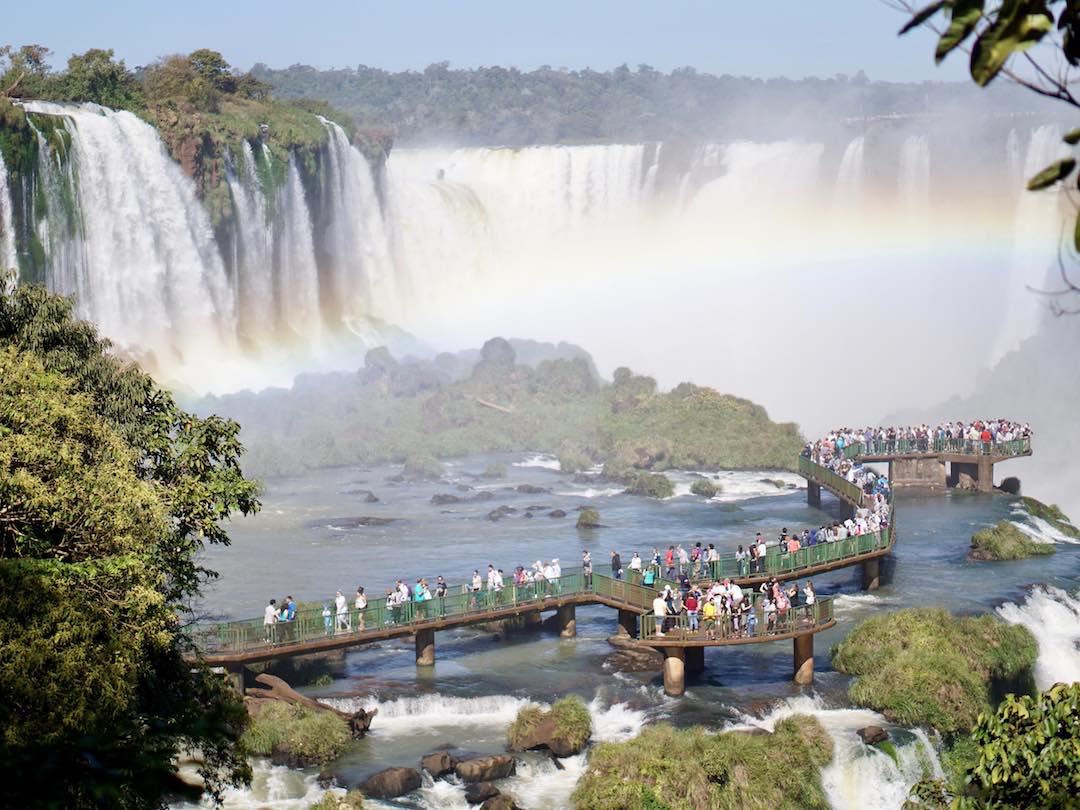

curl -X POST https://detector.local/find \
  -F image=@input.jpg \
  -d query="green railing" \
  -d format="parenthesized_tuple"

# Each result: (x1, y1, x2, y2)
(798, 455, 867, 506)
(640, 594, 835, 641)
(842, 437, 1031, 458)
(198, 569, 638, 656)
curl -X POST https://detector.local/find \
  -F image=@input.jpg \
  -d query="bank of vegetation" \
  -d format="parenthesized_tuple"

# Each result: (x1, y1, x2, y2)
(199, 338, 803, 478)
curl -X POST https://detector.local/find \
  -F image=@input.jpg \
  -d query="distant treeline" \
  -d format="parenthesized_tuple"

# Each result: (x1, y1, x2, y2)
(251, 61, 1048, 145)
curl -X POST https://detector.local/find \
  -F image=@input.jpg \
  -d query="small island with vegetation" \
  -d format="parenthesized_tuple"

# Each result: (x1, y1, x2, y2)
(970, 520, 1055, 561)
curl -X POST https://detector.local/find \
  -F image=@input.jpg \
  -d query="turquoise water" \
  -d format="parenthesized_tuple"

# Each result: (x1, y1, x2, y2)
(188, 453, 1080, 809)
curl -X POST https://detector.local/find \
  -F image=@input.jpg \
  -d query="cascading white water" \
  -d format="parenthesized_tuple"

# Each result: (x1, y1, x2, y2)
(996, 586, 1080, 689)
(732, 695, 944, 810)
(0, 157, 16, 278)
(317, 118, 397, 326)
(224, 141, 275, 347)
(989, 124, 1069, 365)
(20, 100, 237, 376)
(276, 157, 323, 343)
(835, 136, 866, 207)
(898, 134, 930, 232)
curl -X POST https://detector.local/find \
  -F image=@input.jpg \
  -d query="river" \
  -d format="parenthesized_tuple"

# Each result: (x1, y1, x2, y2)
(181, 453, 1080, 809)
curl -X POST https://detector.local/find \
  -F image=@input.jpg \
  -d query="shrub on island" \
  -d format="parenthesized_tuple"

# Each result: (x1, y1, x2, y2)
(624, 472, 674, 499)
(482, 462, 507, 479)
(402, 454, 444, 481)
(830, 608, 1037, 733)
(572, 716, 833, 810)
(690, 478, 721, 498)
(969, 521, 1055, 561)
(240, 702, 351, 767)
(507, 695, 593, 757)
(577, 508, 602, 529)
(308, 790, 366, 809)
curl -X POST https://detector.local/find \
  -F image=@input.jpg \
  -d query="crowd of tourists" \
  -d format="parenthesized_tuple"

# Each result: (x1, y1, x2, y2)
(807, 419, 1032, 459)
(648, 574, 819, 639)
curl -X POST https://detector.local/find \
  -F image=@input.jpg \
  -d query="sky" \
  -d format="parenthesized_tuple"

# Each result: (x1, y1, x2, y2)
(7, 0, 969, 82)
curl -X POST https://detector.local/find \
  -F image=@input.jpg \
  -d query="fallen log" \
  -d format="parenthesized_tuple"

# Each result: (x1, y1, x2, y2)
(246, 673, 376, 737)
(475, 397, 515, 414)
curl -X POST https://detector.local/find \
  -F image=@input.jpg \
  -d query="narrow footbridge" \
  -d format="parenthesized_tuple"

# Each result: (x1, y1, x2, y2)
(195, 438, 1030, 697)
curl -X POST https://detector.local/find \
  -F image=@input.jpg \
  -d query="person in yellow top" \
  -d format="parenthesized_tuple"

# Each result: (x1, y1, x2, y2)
(702, 599, 718, 640)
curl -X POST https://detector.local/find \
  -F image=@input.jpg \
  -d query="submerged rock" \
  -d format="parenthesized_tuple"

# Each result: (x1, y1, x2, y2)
(455, 754, 516, 783)
(480, 796, 521, 810)
(549, 509, 567, 518)
(516, 483, 550, 494)
(487, 505, 518, 521)
(856, 725, 888, 745)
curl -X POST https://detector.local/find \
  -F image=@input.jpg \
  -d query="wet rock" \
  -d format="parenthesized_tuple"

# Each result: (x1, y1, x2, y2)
(487, 505, 518, 521)
(523, 512, 534, 518)
(549, 509, 567, 518)
(359, 766, 421, 799)
(605, 635, 662, 672)
(464, 782, 501, 804)
(516, 483, 550, 494)
(480, 795, 521, 810)
(999, 476, 1022, 495)
(455, 754, 516, 783)
(420, 750, 457, 778)
(431, 493, 463, 505)
(856, 725, 888, 745)
(456, 484, 473, 492)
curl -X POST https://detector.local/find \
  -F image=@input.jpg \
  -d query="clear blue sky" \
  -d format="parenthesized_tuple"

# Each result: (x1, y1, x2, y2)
(7, 1, 965, 82)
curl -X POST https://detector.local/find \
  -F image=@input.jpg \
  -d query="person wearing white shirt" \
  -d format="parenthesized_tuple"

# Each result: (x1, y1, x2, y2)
(334, 590, 349, 632)
(263, 599, 278, 642)
(651, 594, 667, 637)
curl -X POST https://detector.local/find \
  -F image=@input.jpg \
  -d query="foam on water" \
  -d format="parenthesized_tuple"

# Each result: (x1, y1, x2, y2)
(997, 585, 1080, 689)
(1011, 515, 1080, 545)
(555, 486, 625, 499)
(832, 593, 896, 614)
(175, 760, 332, 809)
(325, 693, 533, 734)
(513, 453, 561, 471)
(730, 695, 943, 810)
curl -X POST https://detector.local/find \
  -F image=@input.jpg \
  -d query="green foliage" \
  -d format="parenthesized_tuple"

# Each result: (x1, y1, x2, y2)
(308, 790, 366, 810)
(690, 478, 721, 497)
(572, 716, 833, 810)
(577, 507, 602, 528)
(624, 472, 675, 499)
(482, 462, 507, 479)
(831, 608, 1038, 733)
(0, 285, 260, 807)
(240, 702, 351, 765)
(906, 683, 1080, 809)
(551, 695, 593, 752)
(402, 454, 444, 480)
(969, 520, 1055, 560)
(54, 49, 143, 110)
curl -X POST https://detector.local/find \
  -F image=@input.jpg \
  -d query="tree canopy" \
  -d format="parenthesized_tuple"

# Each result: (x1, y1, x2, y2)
(0, 284, 260, 808)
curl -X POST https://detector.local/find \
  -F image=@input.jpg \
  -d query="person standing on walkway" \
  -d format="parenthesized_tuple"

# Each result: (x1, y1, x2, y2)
(435, 575, 448, 617)
(321, 602, 332, 636)
(264, 599, 278, 643)
(354, 587, 367, 632)
(582, 550, 592, 586)
(611, 550, 622, 580)
(334, 590, 348, 633)
(652, 592, 668, 637)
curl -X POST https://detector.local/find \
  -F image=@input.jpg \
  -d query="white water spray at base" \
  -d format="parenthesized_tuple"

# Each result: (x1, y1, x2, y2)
(997, 586, 1080, 689)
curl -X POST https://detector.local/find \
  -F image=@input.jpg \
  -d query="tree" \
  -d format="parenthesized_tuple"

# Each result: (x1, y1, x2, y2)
(905, 682, 1080, 808)
(58, 48, 143, 110)
(0, 43, 52, 97)
(0, 284, 261, 808)
(896, 0, 1080, 313)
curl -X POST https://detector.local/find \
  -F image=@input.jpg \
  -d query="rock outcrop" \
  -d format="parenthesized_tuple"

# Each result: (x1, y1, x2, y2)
(464, 782, 501, 804)
(454, 754, 517, 783)
(420, 750, 457, 778)
(856, 725, 888, 745)
(360, 766, 421, 799)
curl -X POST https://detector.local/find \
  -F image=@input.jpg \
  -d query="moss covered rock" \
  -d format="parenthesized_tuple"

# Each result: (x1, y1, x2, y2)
(507, 696, 592, 757)
(308, 790, 365, 809)
(241, 701, 351, 767)
(577, 507, 602, 529)
(970, 521, 1055, 561)
(690, 478, 721, 498)
(624, 472, 674, 499)
(572, 716, 833, 810)
(831, 608, 1037, 733)
(402, 454, 444, 481)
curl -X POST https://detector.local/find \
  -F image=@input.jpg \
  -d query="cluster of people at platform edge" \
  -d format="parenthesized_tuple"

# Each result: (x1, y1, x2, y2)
(808, 419, 1032, 459)
(648, 575, 818, 639)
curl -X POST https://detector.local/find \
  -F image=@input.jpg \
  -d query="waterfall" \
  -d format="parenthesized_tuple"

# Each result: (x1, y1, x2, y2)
(997, 585, 1080, 689)
(836, 136, 866, 206)
(224, 141, 275, 347)
(898, 135, 930, 217)
(20, 100, 237, 375)
(989, 124, 1069, 364)
(0, 157, 16, 278)
(276, 157, 322, 343)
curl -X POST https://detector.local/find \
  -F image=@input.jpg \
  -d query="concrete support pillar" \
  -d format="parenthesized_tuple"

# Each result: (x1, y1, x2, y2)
(557, 605, 577, 638)
(793, 634, 814, 685)
(415, 629, 435, 666)
(662, 647, 686, 697)
(977, 458, 994, 493)
(807, 481, 821, 508)
(617, 609, 638, 638)
(524, 610, 543, 629)
(861, 558, 881, 591)
(685, 646, 705, 675)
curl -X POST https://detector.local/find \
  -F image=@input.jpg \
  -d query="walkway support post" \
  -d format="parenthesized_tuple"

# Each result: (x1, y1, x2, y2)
(617, 609, 638, 638)
(662, 647, 686, 697)
(861, 558, 880, 591)
(685, 646, 705, 676)
(807, 481, 821, 508)
(415, 629, 435, 666)
(793, 634, 814, 685)
(977, 457, 994, 493)
(557, 605, 577, 638)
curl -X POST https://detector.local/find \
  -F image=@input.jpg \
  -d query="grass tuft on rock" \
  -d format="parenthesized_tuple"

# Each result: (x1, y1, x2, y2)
(970, 521, 1055, 561)
(690, 478, 721, 498)
(577, 507, 601, 529)
(624, 472, 674, 499)
(402, 454, 443, 481)
(831, 608, 1037, 733)
(482, 462, 507, 479)
(307, 789, 365, 809)
(551, 696, 592, 751)
(507, 696, 592, 756)
(572, 716, 833, 810)
(506, 704, 545, 750)
(241, 701, 351, 765)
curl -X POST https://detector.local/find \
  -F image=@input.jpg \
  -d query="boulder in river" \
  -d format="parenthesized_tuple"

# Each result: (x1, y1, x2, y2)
(464, 782, 501, 804)
(516, 483, 550, 494)
(420, 749, 457, 778)
(856, 725, 888, 745)
(605, 634, 663, 672)
(431, 493, 463, 505)
(576, 507, 602, 528)
(507, 696, 592, 757)
(480, 795, 521, 810)
(487, 505, 517, 521)
(360, 766, 422, 799)
(455, 754, 516, 783)
(548, 509, 567, 518)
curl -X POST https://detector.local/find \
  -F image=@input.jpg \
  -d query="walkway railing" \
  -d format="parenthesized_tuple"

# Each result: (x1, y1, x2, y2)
(198, 569, 640, 657)
(840, 437, 1031, 458)
(798, 455, 867, 506)
(640, 594, 835, 641)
